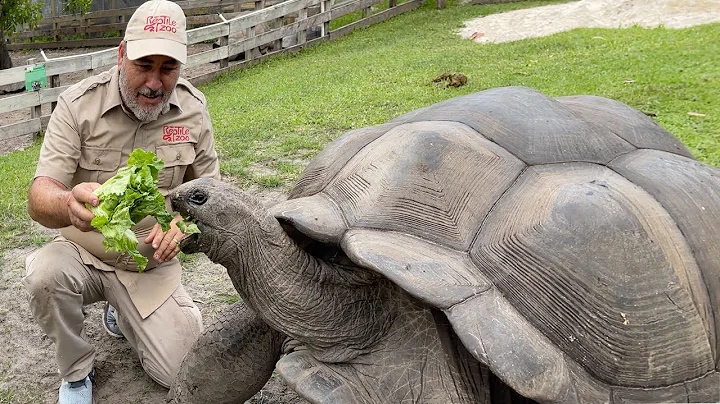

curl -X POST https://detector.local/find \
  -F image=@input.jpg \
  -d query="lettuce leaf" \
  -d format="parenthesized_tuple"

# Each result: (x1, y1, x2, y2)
(87, 148, 199, 272)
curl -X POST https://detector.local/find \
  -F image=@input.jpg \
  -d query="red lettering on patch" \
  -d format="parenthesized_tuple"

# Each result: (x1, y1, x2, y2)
(144, 15, 178, 33)
(162, 125, 190, 142)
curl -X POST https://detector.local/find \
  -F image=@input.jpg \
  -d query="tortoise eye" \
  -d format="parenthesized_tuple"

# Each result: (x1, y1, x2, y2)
(189, 189, 208, 205)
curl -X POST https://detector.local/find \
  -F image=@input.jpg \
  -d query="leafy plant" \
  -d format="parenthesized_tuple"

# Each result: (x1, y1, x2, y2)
(0, 0, 43, 69)
(88, 149, 199, 271)
(0, 0, 42, 37)
(63, 0, 93, 15)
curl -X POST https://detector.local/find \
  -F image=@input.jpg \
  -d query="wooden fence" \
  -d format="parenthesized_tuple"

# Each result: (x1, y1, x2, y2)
(0, 0, 429, 142)
(8, 0, 284, 50)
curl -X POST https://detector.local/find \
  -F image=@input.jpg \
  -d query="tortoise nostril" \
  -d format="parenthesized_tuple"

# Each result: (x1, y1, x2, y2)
(189, 190, 208, 205)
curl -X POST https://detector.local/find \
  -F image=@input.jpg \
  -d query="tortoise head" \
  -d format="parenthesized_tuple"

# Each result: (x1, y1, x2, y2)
(171, 178, 268, 258)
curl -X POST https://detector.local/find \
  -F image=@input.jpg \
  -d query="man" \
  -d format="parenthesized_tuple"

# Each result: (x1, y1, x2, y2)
(23, 1, 220, 402)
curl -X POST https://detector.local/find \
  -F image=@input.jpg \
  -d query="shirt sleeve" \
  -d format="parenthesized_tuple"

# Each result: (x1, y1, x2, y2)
(34, 94, 82, 190)
(185, 104, 220, 181)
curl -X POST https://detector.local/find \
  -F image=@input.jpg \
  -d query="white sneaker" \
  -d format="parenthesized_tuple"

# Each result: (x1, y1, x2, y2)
(58, 373, 93, 404)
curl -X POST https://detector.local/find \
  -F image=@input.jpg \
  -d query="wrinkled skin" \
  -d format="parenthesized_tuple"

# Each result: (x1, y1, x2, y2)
(170, 178, 493, 404)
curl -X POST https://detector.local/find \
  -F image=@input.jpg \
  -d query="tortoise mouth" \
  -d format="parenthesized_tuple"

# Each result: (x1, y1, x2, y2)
(178, 232, 200, 253)
(176, 208, 204, 254)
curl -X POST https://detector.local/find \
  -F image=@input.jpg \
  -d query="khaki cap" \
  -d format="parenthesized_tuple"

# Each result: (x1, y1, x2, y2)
(124, 0, 187, 64)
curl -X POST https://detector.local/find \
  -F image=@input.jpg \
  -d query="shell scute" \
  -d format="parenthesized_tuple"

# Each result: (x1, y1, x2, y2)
(390, 86, 636, 165)
(611, 149, 720, 364)
(321, 120, 524, 251)
(470, 162, 714, 386)
(555, 95, 693, 158)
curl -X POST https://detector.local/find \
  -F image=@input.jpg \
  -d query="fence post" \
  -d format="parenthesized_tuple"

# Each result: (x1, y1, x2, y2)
(321, 0, 331, 37)
(83, 15, 89, 40)
(219, 34, 229, 69)
(248, 0, 266, 60)
(27, 58, 43, 120)
(50, 74, 60, 112)
(298, 7, 307, 46)
(51, 0, 60, 42)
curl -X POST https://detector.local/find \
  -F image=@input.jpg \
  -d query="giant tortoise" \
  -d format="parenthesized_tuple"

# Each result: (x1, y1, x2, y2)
(169, 86, 720, 403)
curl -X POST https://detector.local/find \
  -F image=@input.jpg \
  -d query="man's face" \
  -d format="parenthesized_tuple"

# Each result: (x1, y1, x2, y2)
(118, 43, 181, 122)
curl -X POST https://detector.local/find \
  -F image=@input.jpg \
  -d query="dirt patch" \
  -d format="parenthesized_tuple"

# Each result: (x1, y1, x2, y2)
(458, 0, 720, 43)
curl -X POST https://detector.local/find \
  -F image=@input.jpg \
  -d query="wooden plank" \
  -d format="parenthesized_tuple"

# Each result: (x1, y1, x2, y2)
(50, 75, 60, 111)
(39, 85, 70, 104)
(330, 0, 420, 38)
(0, 66, 27, 87)
(189, 35, 326, 85)
(331, 0, 382, 19)
(218, 34, 230, 68)
(228, 9, 328, 55)
(41, 115, 51, 131)
(0, 118, 42, 141)
(177, 0, 248, 9)
(29, 1, 260, 27)
(0, 85, 69, 114)
(91, 48, 119, 69)
(34, 8, 135, 25)
(187, 22, 231, 44)
(187, 47, 229, 66)
(45, 55, 93, 76)
(14, 22, 127, 39)
(7, 38, 121, 50)
(0, 92, 40, 114)
(228, 0, 320, 34)
(187, 15, 226, 25)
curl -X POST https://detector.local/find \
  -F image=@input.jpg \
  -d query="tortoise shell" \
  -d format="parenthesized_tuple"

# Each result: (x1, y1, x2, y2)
(271, 86, 720, 402)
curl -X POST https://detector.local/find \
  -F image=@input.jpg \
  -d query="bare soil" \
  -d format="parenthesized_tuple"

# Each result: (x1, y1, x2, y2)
(2, 1, 719, 403)
(458, 0, 720, 43)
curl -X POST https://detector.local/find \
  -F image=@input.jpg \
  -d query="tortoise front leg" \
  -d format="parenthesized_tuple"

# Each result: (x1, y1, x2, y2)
(169, 300, 284, 404)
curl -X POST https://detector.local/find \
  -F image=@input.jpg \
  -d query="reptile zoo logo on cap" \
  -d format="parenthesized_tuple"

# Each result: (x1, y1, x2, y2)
(162, 125, 190, 142)
(144, 15, 178, 33)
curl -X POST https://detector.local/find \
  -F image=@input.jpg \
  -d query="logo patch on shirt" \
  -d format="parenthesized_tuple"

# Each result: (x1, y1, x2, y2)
(144, 16, 178, 33)
(162, 125, 190, 142)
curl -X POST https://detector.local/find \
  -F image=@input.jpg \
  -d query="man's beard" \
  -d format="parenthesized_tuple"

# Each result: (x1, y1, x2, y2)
(119, 66, 174, 122)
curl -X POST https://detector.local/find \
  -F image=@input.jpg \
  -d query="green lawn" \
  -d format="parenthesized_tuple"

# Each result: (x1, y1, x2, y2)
(1, 0, 718, 253)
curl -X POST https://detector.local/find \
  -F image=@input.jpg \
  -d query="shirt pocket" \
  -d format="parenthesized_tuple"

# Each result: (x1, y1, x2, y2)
(77, 146, 123, 184)
(155, 144, 196, 193)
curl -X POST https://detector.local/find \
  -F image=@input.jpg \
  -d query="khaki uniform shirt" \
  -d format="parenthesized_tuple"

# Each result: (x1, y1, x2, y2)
(35, 66, 220, 318)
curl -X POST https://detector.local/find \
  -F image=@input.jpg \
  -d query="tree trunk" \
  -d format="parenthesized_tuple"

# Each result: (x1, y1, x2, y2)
(0, 28, 13, 70)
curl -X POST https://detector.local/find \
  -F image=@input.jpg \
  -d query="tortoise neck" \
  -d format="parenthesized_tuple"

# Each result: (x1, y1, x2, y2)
(220, 209, 394, 362)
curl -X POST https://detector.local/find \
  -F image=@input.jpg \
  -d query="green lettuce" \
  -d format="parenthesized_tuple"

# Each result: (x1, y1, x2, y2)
(88, 148, 199, 271)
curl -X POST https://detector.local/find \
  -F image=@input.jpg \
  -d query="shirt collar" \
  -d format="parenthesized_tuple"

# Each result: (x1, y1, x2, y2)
(101, 66, 184, 118)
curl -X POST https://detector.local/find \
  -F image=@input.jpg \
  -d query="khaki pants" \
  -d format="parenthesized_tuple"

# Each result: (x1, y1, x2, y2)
(22, 240, 203, 387)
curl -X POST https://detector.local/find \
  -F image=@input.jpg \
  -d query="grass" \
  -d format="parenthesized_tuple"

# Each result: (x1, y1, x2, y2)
(0, 360, 42, 404)
(0, 144, 42, 251)
(1, 0, 719, 253)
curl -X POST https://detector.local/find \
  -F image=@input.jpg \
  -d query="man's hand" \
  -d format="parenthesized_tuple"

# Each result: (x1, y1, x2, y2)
(66, 182, 101, 232)
(28, 177, 101, 230)
(145, 213, 186, 262)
